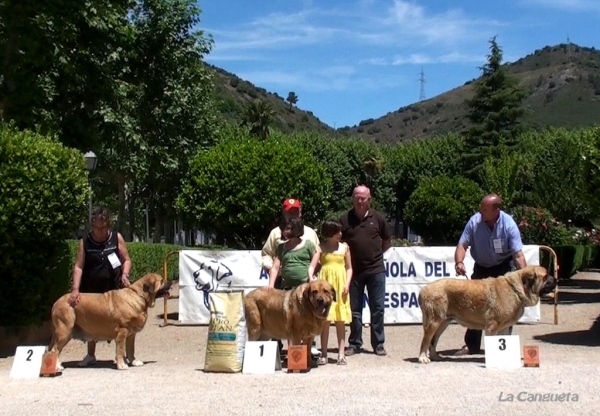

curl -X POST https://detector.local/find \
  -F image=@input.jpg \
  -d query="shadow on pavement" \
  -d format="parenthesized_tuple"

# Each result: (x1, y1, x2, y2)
(533, 313, 600, 346)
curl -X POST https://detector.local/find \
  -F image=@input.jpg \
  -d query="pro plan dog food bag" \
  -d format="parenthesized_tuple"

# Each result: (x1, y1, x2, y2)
(204, 291, 247, 373)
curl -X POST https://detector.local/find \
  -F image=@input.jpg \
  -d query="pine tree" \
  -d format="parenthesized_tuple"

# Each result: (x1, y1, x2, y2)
(462, 36, 529, 181)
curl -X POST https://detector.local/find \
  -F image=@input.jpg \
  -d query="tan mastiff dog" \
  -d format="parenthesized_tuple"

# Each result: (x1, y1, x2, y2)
(48, 273, 172, 371)
(417, 265, 556, 364)
(244, 279, 336, 351)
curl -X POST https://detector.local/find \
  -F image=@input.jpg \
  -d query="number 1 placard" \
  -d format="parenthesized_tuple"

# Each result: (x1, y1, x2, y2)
(242, 341, 280, 375)
(9, 346, 47, 379)
(484, 335, 522, 369)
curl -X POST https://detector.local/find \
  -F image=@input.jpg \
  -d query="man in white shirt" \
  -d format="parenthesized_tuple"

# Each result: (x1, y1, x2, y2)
(260, 197, 321, 358)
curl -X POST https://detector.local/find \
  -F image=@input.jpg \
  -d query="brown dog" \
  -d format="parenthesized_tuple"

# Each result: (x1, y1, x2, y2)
(417, 265, 556, 364)
(244, 279, 336, 351)
(48, 273, 172, 371)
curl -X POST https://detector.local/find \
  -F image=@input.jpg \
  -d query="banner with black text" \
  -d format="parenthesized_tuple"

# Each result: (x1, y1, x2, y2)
(178, 245, 541, 325)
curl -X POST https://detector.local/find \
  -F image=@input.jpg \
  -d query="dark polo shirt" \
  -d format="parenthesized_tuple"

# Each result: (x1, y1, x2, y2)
(340, 208, 392, 276)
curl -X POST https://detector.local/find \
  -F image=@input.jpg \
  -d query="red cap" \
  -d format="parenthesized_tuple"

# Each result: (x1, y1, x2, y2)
(282, 198, 301, 211)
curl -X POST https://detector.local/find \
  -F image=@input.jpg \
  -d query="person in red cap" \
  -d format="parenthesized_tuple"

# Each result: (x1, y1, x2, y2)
(261, 198, 319, 273)
(261, 197, 321, 358)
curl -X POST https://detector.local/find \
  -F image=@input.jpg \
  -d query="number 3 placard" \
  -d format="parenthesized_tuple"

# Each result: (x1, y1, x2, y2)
(484, 335, 522, 369)
(9, 346, 48, 379)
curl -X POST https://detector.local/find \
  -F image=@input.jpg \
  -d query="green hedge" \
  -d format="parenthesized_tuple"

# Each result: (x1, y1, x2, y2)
(546, 245, 600, 280)
(66, 240, 184, 282)
(0, 124, 90, 328)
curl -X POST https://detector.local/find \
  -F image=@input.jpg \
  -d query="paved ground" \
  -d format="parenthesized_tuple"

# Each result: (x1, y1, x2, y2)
(1, 272, 599, 416)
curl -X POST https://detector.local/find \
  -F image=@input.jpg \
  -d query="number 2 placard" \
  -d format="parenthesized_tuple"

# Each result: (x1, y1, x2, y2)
(9, 346, 47, 379)
(484, 335, 522, 369)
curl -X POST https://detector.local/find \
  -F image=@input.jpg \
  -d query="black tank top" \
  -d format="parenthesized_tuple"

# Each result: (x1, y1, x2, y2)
(82, 231, 122, 283)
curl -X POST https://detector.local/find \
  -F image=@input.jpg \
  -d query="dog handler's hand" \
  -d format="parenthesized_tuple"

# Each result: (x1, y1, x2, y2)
(343, 284, 350, 296)
(455, 262, 466, 277)
(121, 274, 131, 287)
(68, 290, 80, 307)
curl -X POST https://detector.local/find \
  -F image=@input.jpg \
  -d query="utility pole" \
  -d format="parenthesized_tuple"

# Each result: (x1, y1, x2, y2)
(419, 67, 426, 101)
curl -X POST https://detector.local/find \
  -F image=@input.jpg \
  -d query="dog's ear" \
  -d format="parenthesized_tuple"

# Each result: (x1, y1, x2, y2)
(330, 287, 337, 303)
(143, 282, 154, 294)
(521, 269, 537, 294)
(303, 285, 312, 305)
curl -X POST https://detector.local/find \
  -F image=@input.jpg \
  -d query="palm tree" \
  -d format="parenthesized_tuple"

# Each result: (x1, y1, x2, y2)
(241, 100, 274, 140)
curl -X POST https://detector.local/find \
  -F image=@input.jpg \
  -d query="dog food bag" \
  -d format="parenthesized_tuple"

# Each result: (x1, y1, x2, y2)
(204, 291, 247, 373)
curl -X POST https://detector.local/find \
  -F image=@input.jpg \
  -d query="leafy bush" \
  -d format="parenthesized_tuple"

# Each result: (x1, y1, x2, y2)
(404, 175, 485, 246)
(519, 127, 596, 223)
(283, 131, 353, 213)
(508, 205, 571, 246)
(66, 240, 183, 282)
(0, 124, 90, 327)
(177, 128, 333, 249)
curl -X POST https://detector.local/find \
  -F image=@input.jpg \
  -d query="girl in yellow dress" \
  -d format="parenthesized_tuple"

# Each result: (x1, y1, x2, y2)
(310, 219, 353, 365)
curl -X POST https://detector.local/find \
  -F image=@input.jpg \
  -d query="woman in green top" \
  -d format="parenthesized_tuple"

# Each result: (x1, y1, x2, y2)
(267, 216, 320, 290)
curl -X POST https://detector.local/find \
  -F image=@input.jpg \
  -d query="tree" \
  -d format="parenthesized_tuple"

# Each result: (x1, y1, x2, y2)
(462, 36, 529, 181)
(122, 0, 220, 242)
(404, 175, 485, 246)
(282, 130, 353, 213)
(286, 91, 298, 110)
(241, 100, 274, 140)
(0, 0, 134, 151)
(389, 133, 465, 237)
(177, 128, 333, 248)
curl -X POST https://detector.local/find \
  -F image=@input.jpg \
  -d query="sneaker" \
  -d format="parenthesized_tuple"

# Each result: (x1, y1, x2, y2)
(375, 345, 387, 356)
(344, 346, 360, 356)
(311, 346, 322, 357)
(78, 354, 97, 367)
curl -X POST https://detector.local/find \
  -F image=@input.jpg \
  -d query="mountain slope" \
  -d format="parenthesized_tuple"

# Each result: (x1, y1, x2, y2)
(206, 63, 334, 135)
(340, 43, 600, 144)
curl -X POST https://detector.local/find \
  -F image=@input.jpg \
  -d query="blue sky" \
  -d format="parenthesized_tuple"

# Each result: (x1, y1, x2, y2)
(198, 0, 599, 129)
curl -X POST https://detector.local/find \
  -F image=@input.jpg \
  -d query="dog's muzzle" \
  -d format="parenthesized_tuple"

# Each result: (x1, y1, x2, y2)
(316, 298, 331, 318)
(156, 280, 173, 298)
(540, 274, 557, 296)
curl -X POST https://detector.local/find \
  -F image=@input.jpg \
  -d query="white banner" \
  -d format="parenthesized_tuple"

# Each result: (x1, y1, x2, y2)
(178, 245, 541, 325)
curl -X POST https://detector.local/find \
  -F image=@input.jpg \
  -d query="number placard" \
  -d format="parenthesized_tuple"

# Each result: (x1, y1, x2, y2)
(9, 346, 47, 379)
(484, 335, 522, 370)
(242, 341, 280, 375)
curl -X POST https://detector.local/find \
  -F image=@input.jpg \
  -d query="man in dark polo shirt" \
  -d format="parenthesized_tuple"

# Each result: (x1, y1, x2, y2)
(339, 185, 392, 356)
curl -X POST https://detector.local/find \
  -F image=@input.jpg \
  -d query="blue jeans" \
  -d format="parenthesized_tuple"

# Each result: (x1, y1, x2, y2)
(348, 271, 386, 351)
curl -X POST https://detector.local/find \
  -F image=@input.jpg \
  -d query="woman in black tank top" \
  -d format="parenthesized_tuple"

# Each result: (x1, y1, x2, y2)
(68, 206, 133, 367)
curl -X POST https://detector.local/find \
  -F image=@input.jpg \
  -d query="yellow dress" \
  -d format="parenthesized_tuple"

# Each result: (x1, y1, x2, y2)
(318, 242, 352, 323)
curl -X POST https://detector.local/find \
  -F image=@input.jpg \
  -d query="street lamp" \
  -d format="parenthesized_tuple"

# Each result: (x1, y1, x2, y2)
(83, 151, 98, 225)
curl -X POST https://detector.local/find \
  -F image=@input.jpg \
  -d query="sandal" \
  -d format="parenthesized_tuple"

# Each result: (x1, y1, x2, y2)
(317, 357, 328, 365)
(337, 356, 347, 365)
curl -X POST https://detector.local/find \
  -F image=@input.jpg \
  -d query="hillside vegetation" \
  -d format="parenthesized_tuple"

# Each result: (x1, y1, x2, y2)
(206, 63, 334, 135)
(339, 43, 600, 143)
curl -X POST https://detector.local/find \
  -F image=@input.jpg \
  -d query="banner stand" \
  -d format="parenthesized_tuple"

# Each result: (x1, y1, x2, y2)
(159, 245, 560, 328)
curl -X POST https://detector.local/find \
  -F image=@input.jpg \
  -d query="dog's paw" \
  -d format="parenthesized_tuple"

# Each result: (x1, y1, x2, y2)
(418, 355, 431, 364)
(56, 363, 64, 372)
(130, 359, 144, 367)
(429, 352, 443, 361)
(116, 362, 130, 370)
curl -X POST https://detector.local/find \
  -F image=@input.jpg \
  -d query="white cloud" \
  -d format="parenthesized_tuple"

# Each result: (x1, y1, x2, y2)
(236, 65, 405, 93)
(357, 0, 505, 47)
(205, 0, 507, 60)
(520, 0, 600, 12)
(366, 52, 484, 66)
